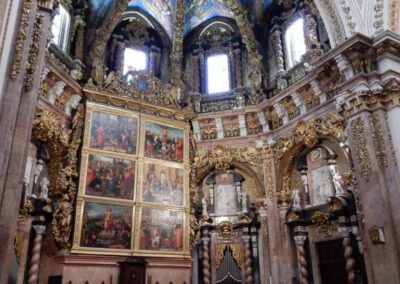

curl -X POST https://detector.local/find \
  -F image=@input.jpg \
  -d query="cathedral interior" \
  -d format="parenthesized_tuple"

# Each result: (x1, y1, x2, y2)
(1, 0, 400, 283)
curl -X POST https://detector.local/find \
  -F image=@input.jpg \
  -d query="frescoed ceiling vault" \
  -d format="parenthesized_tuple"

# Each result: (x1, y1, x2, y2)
(87, 0, 271, 39)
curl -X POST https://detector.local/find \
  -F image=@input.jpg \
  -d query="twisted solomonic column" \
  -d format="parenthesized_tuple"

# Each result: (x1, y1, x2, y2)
(28, 225, 46, 284)
(294, 235, 309, 284)
(202, 237, 211, 284)
(342, 232, 357, 284)
(243, 235, 253, 284)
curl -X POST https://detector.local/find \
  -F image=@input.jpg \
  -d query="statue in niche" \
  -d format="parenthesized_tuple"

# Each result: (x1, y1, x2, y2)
(235, 94, 245, 109)
(38, 176, 50, 199)
(64, 95, 81, 116)
(201, 197, 209, 218)
(241, 193, 248, 213)
(292, 189, 301, 209)
(48, 81, 66, 104)
(329, 166, 345, 196)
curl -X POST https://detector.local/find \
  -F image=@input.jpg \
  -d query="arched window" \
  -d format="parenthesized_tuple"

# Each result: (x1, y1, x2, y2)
(123, 48, 148, 75)
(206, 53, 230, 94)
(285, 18, 306, 69)
(51, 5, 71, 51)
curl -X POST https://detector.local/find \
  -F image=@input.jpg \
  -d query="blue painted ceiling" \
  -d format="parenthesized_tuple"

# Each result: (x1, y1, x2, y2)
(88, 0, 271, 39)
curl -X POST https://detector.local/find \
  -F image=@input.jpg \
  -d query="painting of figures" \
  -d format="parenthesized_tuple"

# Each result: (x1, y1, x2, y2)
(144, 121, 184, 163)
(85, 154, 136, 200)
(142, 163, 184, 206)
(80, 202, 132, 249)
(139, 208, 183, 251)
(89, 111, 138, 155)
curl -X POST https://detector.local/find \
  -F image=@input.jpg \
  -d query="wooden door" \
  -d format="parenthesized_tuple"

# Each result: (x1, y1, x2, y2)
(317, 239, 347, 284)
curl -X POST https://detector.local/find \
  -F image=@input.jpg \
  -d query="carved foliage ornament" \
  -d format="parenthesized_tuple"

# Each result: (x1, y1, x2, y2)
(350, 117, 371, 181)
(311, 211, 333, 236)
(31, 105, 84, 250)
(272, 112, 345, 160)
(25, 13, 45, 92)
(11, 0, 33, 80)
(193, 145, 262, 185)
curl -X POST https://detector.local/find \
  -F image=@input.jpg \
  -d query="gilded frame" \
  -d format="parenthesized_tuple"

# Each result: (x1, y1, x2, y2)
(72, 102, 190, 257)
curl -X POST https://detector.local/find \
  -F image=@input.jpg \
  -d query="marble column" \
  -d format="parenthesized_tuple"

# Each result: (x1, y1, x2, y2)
(242, 231, 253, 284)
(201, 229, 211, 284)
(294, 228, 309, 284)
(0, 1, 57, 282)
(27, 225, 46, 284)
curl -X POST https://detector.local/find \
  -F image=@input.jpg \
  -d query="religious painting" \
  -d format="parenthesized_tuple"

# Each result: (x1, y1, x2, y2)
(144, 121, 184, 163)
(142, 162, 184, 206)
(80, 202, 133, 250)
(139, 208, 183, 252)
(85, 154, 136, 200)
(89, 111, 138, 155)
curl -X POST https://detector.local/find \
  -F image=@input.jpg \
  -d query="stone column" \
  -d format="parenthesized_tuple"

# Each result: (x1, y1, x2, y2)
(294, 228, 309, 284)
(345, 103, 400, 282)
(338, 221, 356, 284)
(0, 1, 57, 282)
(27, 225, 46, 284)
(257, 208, 272, 283)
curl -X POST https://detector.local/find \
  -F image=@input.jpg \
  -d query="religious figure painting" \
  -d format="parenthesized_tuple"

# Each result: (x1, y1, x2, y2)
(144, 121, 184, 163)
(85, 154, 136, 200)
(142, 162, 184, 206)
(89, 111, 138, 155)
(80, 202, 133, 250)
(139, 208, 183, 252)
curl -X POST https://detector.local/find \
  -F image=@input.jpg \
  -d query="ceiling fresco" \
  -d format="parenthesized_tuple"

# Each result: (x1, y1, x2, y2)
(88, 0, 272, 39)
(184, 0, 233, 35)
(128, 0, 175, 38)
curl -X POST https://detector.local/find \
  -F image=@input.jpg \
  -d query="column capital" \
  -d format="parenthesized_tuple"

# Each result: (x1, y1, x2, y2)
(33, 225, 46, 235)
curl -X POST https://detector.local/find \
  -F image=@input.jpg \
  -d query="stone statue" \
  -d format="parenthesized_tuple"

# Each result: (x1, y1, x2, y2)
(329, 167, 345, 196)
(48, 81, 66, 104)
(241, 193, 248, 213)
(201, 197, 209, 218)
(38, 176, 49, 199)
(64, 94, 81, 116)
(292, 189, 301, 209)
(235, 94, 245, 109)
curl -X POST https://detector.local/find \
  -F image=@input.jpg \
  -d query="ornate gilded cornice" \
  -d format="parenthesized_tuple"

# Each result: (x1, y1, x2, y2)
(339, 78, 400, 117)
(85, 72, 194, 117)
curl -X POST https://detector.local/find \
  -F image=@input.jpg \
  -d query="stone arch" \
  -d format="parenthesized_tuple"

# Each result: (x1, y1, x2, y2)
(191, 145, 265, 205)
(313, 0, 349, 47)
